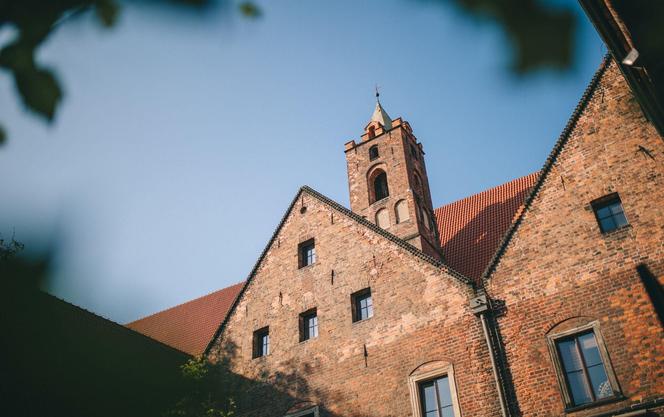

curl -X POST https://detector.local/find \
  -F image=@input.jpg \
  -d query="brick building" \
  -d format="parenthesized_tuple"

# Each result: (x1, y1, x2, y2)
(128, 9, 664, 416)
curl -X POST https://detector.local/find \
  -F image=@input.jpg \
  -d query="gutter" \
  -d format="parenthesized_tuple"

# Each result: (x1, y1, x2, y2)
(470, 290, 511, 417)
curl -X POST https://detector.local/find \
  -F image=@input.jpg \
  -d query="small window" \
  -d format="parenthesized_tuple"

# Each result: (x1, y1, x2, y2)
(374, 172, 389, 201)
(299, 309, 318, 342)
(548, 323, 621, 410)
(592, 194, 628, 233)
(253, 327, 269, 358)
(419, 376, 454, 417)
(351, 288, 373, 322)
(298, 239, 316, 268)
(369, 145, 379, 161)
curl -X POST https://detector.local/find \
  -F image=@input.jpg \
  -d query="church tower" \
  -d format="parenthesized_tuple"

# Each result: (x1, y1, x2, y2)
(344, 95, 442, 260)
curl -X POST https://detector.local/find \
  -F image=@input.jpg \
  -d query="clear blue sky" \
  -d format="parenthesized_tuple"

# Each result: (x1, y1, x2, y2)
(0, 0, 605, 323)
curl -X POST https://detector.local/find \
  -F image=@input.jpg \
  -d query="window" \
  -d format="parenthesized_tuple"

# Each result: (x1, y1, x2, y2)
(369, 145, 379, 160)
(299, 309, 318, 342)
(408, 362, 461, 417)
(253, 327, 269, 358)
(374, 172, 389, 201)
(592, 194, 628, 233)
(351, 288, 373, 322)
(368, 125, 376, 139)
(547, 322, 621, 410)
(298, 239, 316, 268)
(419, 376, 454, 417)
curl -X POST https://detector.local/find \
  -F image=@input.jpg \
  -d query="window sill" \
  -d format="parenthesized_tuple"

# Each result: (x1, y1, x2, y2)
(600, 224, 632, 239)
(352, 316, 374, 326)
(370, 197, 389, 207)
(298, 337, 318, 345)
(564, 394, 625, 414)
(298, 263, 316, 272)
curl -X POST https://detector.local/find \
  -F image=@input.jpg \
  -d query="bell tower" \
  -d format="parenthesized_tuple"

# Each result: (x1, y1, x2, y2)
(344, 94, 442, 260)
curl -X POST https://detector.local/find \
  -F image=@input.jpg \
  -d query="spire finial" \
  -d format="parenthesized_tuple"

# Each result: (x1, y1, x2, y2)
(375, 84, 380, 103)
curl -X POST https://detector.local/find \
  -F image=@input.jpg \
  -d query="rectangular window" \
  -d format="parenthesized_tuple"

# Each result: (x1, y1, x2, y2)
(547, 322, 621, 410)
(298, 239, 316, 268)
(299, 309, 318, 342)
(351, 288, 373, 322)
(252, 327, 269, 358)
(419, 376, 454, 417)
(592, 194, 628, 233)
(556, 331, 613, 406)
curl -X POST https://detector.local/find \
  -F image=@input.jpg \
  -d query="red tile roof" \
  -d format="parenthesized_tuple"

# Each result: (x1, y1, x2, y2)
(434, 172, 539, 282)
(125, 282, 244, 356)
(127, 173, 538, 352)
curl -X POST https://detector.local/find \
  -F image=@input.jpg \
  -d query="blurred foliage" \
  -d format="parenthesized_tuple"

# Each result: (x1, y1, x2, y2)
(166, 357, 237, 417)
(432, 0, 576, 73)
(0, 0, 260, 143)
(0, 0, 578, 145)
(0, 234, 24, 260)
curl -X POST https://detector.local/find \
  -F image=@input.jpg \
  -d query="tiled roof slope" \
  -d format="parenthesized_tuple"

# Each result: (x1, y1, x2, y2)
(126, 282, 244, 356)
(434, 172, 539, 282)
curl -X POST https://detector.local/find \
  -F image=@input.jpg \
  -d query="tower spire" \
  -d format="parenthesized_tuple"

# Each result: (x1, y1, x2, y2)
(369, 86, 392, 129)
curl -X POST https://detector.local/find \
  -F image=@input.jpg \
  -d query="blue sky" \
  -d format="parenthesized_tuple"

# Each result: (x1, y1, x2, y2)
(0, 0, 605, 323)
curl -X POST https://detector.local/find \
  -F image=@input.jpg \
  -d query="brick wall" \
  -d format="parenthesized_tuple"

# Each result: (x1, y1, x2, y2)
(486, 59, 664, 416)
(208, 190, 501, 417)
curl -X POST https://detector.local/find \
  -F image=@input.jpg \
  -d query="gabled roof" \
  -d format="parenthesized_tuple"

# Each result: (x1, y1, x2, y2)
(126, 282, 244, 356)
(435, 172, 539, 282)
(480, 54, 613, 282)
(127, 175, 539, 353)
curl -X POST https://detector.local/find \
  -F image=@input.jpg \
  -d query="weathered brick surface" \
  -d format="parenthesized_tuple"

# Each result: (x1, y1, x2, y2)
(208, 191, 501, 417)
(345, 119, 441, 259)
(486, 59, 664, 416)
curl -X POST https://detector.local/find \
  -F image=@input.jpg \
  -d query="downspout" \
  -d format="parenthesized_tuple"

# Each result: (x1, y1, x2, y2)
(471, 290, 510, 417)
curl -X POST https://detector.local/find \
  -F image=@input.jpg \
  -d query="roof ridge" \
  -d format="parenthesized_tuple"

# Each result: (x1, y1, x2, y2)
(435, 172, 540, 211)
(480, 54, 613, 283)
(41, 291, 191, 356)
(203, 185, 474, 355)
(126, 281, 245, 326)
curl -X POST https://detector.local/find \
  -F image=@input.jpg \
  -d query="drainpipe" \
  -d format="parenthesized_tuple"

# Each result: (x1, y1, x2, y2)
(471, 290, 510, 417)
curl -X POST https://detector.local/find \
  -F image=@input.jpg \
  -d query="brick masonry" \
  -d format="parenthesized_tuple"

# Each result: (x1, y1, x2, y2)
(207, 190, 501, 417)
(206, 58, 664, 417)
(486, 59, 664, 416)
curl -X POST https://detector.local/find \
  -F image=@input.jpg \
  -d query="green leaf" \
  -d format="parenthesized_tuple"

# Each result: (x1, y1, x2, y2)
(95, 0, 120, 27)
(15, 67, 63, 121)
(239, 2, 261, 18)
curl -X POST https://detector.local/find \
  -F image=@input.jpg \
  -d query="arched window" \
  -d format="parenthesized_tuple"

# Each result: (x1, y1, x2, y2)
(413, 172, 423, 194)
(368, 126, 376, 139)
(395, 199, 409, 223)
(421, 208, 430, 230)
(375, 208, 390, 229)
(374, 172, 389, 202)
(369, 145, 379, 161)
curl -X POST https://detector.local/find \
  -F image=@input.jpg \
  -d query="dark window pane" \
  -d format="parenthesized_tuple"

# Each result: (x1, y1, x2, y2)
(613, 211, 628, 228)
(567, 370, 593, 405)
(374, 172, 389, 201)
(369, 146, 379, 160)
(559, 340, 583, 372)
(596, 206, 612, 219)
(599, 217, 616, 232)
(587, 364, 612, 399)
(608, 202, 623, 215)
(436, 376, 452, 407)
